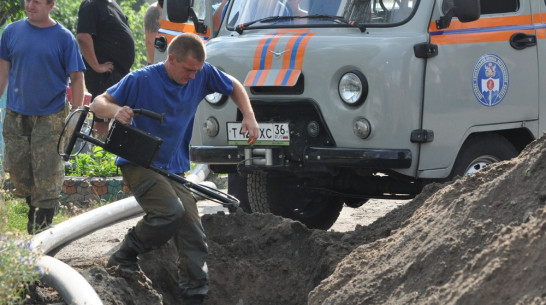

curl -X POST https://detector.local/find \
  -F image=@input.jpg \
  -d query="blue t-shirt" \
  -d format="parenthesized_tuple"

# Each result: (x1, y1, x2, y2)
(0, 19, 85, 115)
(108, 62, 233, 173)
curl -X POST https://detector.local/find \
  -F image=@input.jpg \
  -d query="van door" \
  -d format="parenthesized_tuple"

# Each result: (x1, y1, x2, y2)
(418, 0, 539, 178)
(154, 0, 215, 63)
(537, 0, 546, 133)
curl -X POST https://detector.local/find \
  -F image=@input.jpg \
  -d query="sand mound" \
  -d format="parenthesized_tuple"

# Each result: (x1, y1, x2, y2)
(26, 136, 546, 304)
(309, 136, 546, 305)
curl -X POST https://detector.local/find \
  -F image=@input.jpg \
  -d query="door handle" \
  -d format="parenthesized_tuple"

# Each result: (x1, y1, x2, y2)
(510, 33, 537, 50)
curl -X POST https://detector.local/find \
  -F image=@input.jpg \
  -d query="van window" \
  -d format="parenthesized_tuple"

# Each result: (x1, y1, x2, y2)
(442, 0, 519, 15)
(480, 0, 519, 14)
(226, 0, 417, 30)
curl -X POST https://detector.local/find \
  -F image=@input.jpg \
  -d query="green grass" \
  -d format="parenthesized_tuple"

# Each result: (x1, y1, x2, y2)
(1, 193, 70, 234)
(0, 192, 43, 305)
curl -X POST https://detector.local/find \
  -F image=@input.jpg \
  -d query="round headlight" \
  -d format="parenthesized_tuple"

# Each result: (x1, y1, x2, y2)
(205, 92, 227, 106)
(338, 71, 368, 106)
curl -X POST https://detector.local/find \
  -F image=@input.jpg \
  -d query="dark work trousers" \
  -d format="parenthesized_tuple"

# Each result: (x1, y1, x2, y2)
(120, 164, 209, 296)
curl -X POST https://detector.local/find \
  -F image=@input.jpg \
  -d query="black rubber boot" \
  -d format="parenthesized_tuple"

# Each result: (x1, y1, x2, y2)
(26, 197, 35, 234)
(32, 207, 55, 234)
(106, 239, 140, 271)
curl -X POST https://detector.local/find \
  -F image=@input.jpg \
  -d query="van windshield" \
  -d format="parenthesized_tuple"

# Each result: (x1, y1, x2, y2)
(226, 0, 417, 30)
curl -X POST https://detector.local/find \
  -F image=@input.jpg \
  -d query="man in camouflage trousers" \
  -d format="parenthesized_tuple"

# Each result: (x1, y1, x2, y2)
(0, 0, 85, 234)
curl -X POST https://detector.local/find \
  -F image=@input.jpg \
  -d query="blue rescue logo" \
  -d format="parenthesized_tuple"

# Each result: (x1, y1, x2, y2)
(472, 54, 509, 107)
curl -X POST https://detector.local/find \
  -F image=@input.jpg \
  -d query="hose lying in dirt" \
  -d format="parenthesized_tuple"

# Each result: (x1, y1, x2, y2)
(29, 164, 211, 305)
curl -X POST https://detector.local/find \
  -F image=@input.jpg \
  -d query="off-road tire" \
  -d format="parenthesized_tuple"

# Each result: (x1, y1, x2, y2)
(449, 133, 518, 180)
(247, 172, 343, 230)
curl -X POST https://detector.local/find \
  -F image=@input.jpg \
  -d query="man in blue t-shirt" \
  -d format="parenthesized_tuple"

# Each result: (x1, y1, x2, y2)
(90, 33, 258, 304)
(0, 0, 85, 234)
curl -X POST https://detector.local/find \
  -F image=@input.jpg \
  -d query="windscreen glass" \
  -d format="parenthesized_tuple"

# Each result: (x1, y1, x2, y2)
(226, 0, 417, 29)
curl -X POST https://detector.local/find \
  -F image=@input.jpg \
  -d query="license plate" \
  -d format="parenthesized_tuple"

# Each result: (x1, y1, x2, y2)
(227, 122, 290, 145)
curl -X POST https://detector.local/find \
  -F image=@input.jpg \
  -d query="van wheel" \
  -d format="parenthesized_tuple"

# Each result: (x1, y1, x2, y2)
(247, 172, 343, 230)
(344, 198, 369, 208)
(449, 134, 518, 180)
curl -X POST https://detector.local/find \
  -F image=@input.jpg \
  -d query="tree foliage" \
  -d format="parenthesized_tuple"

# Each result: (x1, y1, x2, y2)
(0, 0, 25, 25)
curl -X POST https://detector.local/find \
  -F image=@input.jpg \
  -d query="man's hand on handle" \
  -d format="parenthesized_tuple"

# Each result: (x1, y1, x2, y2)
(113, 106, 135, 125)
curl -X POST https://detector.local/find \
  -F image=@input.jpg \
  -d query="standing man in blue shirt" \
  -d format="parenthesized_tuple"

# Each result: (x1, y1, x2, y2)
(0, 0, 85, 234)
(90, 33, 258, 305)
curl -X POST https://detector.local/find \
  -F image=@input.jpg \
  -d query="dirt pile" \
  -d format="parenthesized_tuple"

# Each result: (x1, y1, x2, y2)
(309, 136, 546, 305)
(27, 135, 546, 305)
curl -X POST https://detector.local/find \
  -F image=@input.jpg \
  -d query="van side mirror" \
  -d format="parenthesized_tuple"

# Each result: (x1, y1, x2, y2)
(165, 0, 208, 34)
(167, 0, 191, 23)
(437, 0, 480, 29)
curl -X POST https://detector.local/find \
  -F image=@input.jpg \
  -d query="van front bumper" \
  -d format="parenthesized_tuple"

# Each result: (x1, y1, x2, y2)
(190, 146, 412, 169)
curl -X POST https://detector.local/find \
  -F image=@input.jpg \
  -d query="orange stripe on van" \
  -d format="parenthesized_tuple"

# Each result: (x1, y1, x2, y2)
(294, 33, 315, 70)
(158, 20, 211, 43)
(282, 33, 305, 69)
(537, 28, 546, 40)
(428, 15, 533, 33)
(287, 69, 300, 85)
(263, 34, 284, 70)
(431, 29, 535, 45)
(256, 70, 270, 86)
(274, 69, 289, 86)
(253, 33, 274, 70)
(428, 14, 540, 45)
(244, 70, 259, 86)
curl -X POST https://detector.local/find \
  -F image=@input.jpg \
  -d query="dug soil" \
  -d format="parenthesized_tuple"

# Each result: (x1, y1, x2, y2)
(27, 136, 546, 305)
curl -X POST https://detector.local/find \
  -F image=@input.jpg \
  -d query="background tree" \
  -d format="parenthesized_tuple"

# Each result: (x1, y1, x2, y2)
(0, 0, 24, 25)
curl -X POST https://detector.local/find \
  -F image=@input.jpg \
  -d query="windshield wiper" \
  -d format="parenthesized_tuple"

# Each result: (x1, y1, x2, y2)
(235, 14, 366, 34)
(236, 16, 295, 34)
(303, 14, 366, 32)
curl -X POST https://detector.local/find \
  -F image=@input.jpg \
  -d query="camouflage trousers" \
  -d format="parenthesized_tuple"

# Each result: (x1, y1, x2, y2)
(2, 106, 69, 209)
(120, 164, 209, 297)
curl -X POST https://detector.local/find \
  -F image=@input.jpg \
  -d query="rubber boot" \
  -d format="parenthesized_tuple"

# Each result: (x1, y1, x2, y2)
(106, 239, 140, 271)
(26, 197, 35, 235)
(32, 207, 55, 234)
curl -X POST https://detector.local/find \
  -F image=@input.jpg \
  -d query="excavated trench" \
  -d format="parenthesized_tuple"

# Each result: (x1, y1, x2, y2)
(27, 136, 546, 305)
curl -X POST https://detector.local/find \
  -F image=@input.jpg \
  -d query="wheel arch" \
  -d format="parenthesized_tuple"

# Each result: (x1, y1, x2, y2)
(458, 128, 533, 157)
(447, 127, 531, 180)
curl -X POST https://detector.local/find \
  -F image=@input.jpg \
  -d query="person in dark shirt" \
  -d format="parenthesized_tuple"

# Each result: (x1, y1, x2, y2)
(76, 0, 135, 139)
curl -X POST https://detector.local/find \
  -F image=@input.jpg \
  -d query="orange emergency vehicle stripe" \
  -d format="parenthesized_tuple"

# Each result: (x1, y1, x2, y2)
(429, 14, 536, 45)
(246, 30, 313, 87)
(158, 20, 211, 44)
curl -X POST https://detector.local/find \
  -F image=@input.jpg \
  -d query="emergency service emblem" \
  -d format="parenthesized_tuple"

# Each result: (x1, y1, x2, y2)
(472, 54, 509, 107)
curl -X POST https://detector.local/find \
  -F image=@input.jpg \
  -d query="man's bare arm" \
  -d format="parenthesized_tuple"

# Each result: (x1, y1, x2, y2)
(0, 58, 10, 98)
(228, 75, 259, 144)
(76, 33, 114, 73)
(90, 92, 134, 124)
(69, 71, 85, 109)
